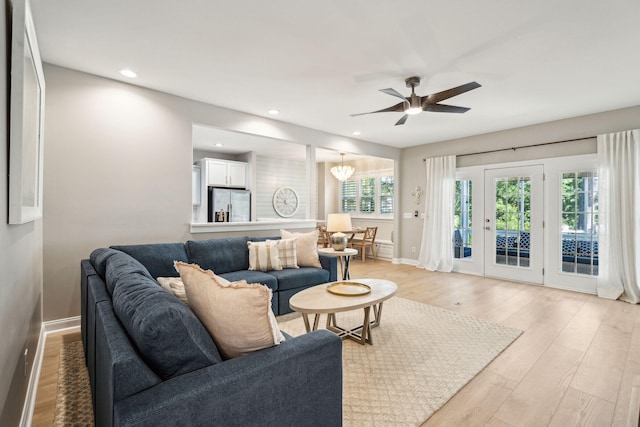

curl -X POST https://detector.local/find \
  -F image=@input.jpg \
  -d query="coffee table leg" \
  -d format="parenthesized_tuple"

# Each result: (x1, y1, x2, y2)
(371, 302, 384, 328)
(360, 306, 372, 345)
(326, 306, 374, 345)
(301, 313, 311, 333)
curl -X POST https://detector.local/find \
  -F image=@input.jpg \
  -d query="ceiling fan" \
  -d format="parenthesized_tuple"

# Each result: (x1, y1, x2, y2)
(351, 76, 481, 126)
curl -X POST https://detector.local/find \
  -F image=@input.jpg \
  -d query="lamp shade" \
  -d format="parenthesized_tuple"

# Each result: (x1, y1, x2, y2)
(326, 213, 352, 232)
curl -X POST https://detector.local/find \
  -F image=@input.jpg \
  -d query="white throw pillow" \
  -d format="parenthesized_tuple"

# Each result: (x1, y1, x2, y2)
(280, 229, 322, 268)
(272, 238, 299, 269)
(156, 277, 188, 304)
(247, 240, 282, 272)
(174, 262, 285, 359)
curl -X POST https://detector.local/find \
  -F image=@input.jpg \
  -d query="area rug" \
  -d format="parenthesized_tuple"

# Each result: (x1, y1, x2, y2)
(53, 340, 94, 426)
(277, 297, 522, 426)
(53, 298, 521, 427)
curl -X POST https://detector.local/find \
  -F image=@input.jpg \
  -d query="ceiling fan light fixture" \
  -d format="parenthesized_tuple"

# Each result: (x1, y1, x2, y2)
(405, 107, 422, 115)
(330, 153, 355, 181)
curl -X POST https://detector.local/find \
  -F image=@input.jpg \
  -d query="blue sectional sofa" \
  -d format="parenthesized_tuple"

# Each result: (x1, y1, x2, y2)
(80, 236, 342, 427)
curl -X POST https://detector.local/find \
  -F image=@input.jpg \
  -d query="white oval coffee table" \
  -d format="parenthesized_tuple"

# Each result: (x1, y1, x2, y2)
(289, 278, 397, 345)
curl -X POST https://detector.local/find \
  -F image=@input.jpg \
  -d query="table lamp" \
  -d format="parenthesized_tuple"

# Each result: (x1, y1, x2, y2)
(326, 213, 352, 251)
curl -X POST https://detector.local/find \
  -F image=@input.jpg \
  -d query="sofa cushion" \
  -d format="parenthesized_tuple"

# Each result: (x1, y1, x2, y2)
(267, 267, 330, 291)
(104, 251, 154, 296)
(111, 271, 222, 380)
(111, 243, 189, 278)
(280, 229, 322, 268)
(185, 237, 250, 274)
(90, 248, 122, 278)
(175, 262, 285, 359)
(218, 270, 278, 291)
(247, 240, 282, 272)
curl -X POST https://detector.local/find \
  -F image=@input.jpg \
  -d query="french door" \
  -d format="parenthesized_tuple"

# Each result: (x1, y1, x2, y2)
(484, 166, 544, 284)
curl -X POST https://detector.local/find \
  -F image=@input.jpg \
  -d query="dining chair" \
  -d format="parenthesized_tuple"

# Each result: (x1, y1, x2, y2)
(350, 226, 377, 263)
(316, 224, 329, 248)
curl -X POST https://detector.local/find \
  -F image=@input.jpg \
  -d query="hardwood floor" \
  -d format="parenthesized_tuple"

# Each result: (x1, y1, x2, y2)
(32, 259, 640, 426)
(32, 330, 82, 427)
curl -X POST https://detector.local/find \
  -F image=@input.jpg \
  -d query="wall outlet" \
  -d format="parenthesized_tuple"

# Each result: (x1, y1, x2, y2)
(411, 246, 416, 253)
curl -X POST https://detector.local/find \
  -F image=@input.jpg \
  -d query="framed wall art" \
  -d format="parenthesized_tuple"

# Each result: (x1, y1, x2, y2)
(9, 0, 45, 224)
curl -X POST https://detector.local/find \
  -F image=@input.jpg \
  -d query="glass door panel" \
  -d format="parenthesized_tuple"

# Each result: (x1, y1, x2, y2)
(484, 166, 543, 284)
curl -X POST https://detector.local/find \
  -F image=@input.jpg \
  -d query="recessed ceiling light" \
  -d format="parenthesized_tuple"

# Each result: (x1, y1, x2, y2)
(215, 143, 223, 147)
(267, 109, 280, 115)
(352, 131, 361, 136)
(119, 69, 137, 78)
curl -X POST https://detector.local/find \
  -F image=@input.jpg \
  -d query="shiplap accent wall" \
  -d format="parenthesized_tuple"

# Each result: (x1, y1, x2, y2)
(255, 155, 307, 219)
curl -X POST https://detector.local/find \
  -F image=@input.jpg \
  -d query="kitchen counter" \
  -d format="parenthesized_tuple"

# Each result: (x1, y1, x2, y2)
(190, 219, 318, 234)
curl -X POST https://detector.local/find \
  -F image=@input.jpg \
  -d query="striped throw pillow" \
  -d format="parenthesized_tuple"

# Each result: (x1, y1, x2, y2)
(247, 240, 282, 272)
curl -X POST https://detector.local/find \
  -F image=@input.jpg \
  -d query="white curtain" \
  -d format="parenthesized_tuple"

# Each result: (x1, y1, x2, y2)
(597, 129, 640, 303)
(417, 155, 456, 272)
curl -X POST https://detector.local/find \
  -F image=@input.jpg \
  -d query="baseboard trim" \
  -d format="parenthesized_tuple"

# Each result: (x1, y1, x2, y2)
(19, 316, 81, 427)
(43, 316, 81, 334)
(19, 323, 46, 427)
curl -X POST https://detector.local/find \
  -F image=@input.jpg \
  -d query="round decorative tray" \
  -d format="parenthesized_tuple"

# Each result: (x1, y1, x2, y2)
(326, 282, 371, 296)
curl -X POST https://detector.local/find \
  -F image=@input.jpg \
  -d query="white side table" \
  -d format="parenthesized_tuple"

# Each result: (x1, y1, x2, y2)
(318, 247, 358, 280)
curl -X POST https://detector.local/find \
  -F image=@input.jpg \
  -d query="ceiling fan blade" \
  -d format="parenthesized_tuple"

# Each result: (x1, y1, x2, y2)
(423, 103, 471, 114)
(380, 88, 408, 102)
(350, 101, 406, 117)
(395, 114, 409, 126)
(423, 81, 481, 104)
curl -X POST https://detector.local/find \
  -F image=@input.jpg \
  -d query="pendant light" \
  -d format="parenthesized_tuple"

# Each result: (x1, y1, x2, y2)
(330, 153, 355, 181)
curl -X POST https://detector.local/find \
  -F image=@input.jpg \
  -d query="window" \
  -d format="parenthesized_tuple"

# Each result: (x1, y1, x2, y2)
(561, 171, 598, 276)
(380, 176, 394, 214)
(454, 179, 472, 258)
(341, 180, 356, 213)
(360, 178, 375, 214)
(340, 171, 393, 217)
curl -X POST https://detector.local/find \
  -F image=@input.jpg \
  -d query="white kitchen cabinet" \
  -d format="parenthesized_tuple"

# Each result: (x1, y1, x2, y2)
(206, 159, 247, 188)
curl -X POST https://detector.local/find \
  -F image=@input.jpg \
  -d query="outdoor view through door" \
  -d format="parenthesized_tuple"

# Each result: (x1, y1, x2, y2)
(484, 166, 543, 284)
(561, 171, 598, 276)
(453, 157, 599, 292)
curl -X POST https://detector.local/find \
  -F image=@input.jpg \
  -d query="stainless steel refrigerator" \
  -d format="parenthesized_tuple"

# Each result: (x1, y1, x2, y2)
(208, 187, 251, 222)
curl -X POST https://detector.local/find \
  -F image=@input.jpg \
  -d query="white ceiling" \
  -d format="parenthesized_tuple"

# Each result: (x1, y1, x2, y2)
(30, 0, 640, 149)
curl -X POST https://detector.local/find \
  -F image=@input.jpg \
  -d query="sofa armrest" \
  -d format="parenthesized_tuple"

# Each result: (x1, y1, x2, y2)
(319, 253, 338, 282)
(114, 330, 342, 427)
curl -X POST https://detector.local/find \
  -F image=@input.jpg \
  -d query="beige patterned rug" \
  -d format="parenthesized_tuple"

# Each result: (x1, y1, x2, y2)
(278, 297, 522, 426)
(54, 340, 94, 426)
(54, 298, 521, 426)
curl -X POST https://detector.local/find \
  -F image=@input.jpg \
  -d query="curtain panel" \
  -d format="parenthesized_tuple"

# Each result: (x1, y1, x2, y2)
(417, 155, 456, 272)
(597, 129, 640, 303)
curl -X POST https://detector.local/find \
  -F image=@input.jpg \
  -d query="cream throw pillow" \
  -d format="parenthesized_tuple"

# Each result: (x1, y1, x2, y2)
(272, 238, 298, 269)
(174, 262, 285, 359)
(156, 277, 188, 304)
(280, 229, 322, 268)
(247, 240, 282, 272)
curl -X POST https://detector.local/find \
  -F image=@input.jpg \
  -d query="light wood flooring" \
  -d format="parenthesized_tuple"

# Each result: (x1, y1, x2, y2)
(32, 259, 640, 426)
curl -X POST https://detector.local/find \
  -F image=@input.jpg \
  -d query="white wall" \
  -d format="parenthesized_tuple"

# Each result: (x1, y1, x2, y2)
(398, 105, 640, 262)
(255, 156, 306, 219)
(42, 64, 400, 321)
(0, 2, 43, 423)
